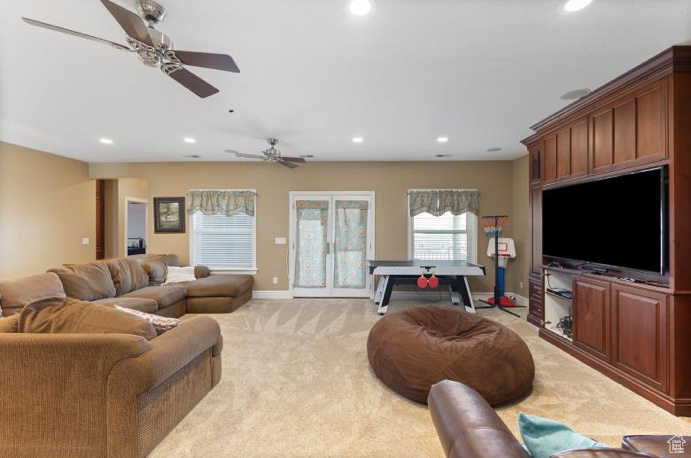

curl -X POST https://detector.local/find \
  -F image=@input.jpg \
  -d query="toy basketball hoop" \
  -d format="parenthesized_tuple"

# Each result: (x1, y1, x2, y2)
(477, 215, 526, 316)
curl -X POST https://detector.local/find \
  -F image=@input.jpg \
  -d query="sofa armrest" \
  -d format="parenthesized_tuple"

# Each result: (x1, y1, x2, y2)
(429, 380, 530, 458)
(107, 316, 221, 395)
(195, 265, 211, 279)
(0, 333, 151, 456)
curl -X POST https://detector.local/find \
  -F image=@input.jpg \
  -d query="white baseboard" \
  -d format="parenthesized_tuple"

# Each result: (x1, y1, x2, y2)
(252, 290, 293, 299)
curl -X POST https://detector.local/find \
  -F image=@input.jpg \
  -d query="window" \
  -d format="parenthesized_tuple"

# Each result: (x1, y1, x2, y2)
(409, 210, 477, 262)
(190, 204, 256, 273)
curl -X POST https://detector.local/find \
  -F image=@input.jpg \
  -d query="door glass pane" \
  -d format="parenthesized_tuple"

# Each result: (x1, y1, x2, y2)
(334, 200, 369, 289)
(294, 200, 329, 288)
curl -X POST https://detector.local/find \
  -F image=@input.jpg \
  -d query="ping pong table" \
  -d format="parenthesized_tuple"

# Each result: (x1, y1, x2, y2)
(369, 260, 486, 315)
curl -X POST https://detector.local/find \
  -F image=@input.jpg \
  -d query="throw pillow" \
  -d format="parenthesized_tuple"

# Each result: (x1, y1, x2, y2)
(0, 314, 20, 333)
(19, 297, 156, 340)
(0, 272, 67, 317)
(114, 305, 180, 335)
(518, 413, 609, 458)
(163, 266, 196, 285)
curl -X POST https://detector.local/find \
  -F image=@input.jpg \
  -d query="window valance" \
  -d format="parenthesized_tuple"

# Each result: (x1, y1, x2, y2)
(186, 190, 256, 217)
(408, 190, 480, 217)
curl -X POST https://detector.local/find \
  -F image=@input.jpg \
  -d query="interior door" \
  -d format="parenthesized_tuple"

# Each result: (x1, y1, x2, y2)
(291, 194, 373, 298)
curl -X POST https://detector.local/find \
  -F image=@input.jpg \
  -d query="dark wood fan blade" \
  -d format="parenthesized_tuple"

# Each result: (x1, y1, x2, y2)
(166, 68, 219, 98)
(22, 18, 131, 51)
(233, 152, 265, 159)
(171, 51, 240, 73)
(278, 160, 299, 169)
(100, 0, 153, 46)
(281, 156, 307, 163)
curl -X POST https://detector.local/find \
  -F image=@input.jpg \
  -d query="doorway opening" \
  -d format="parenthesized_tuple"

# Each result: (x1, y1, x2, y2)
(126, 198, 148, 256)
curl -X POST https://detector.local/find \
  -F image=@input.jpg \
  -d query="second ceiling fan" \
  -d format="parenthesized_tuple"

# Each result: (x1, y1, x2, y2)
(22, 0, 240, 98)
(226, 139, 307, 169)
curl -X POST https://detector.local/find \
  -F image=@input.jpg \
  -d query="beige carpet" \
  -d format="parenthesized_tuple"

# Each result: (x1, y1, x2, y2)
(150, 299, 691, 458)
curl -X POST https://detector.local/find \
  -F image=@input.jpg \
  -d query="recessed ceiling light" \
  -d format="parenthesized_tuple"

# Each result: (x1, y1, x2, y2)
(352, 136, 364, 144)
(184, 137, 196, 144)
(564, 0, 592, 12)
(561, 88, 592, 100)
(437, 136, 450, 143)
(349, 0, 373, 16)
(486, 147, 502, 153)
(100, 138, 113, 145)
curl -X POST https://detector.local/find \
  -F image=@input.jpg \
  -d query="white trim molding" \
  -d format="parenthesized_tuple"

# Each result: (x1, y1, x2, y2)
(252, 290, 293, 300)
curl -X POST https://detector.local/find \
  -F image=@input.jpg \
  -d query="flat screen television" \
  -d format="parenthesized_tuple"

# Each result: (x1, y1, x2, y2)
(542, 166, 668, 275)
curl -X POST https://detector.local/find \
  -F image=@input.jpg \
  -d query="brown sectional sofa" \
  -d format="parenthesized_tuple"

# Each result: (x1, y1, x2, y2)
(0, 253, 253, 319)
(0, 254, 253, 457)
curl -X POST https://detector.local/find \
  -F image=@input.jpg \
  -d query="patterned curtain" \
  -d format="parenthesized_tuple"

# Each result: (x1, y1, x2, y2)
(186, 190, 256, 216)
(409, 190, 480, 217)
(334, 201, 369, 289)
(294, 201, 329, 288)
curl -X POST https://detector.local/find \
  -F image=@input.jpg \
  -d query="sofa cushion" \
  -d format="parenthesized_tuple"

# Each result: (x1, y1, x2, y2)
(19, 297, 156, 340)
(104, 258, 150, 296)
(0, 314, 20, 333)
(122, 285, 186, 309)
(141, 258, 168, 286)
(91, 297, 159, 314)
(183, 275, 254, 298)
(49, 263, 116, 302)
(0, 272, 66, 317)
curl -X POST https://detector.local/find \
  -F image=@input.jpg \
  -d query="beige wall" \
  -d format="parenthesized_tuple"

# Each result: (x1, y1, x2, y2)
(90, 161, 522, 292)
(0, 142, 96, 279)
(511, 155, 530, 297)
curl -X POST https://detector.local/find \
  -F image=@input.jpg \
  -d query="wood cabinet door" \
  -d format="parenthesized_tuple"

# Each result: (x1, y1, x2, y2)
(530, 188, 542, 274)
(611, 284, 668, 392)
(589, 80, 667, 174)
(570, 119, 588, 178)
(557, 128, 571, 179)
(544, 135, 557, 183)
(590, 108, 614, 173)
(530, 147, 542, 184)
(573, 277, 611, 362)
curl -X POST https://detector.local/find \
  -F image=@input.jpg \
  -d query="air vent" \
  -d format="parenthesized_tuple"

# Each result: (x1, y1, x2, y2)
(300, 155, 314, 158)
(436, 154, 453, 158)
(183, 154, 201, 159)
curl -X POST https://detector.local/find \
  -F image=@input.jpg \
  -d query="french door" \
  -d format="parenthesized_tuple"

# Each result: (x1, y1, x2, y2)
(290, 192, 374, 298)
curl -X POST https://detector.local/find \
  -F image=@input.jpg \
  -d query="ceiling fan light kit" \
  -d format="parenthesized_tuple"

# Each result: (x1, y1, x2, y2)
(22, 0, 240, 98)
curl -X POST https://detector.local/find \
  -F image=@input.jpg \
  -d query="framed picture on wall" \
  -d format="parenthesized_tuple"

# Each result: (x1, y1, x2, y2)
(154, 197, 185, 233)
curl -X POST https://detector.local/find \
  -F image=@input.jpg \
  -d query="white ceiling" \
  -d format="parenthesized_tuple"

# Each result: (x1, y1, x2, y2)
(1, 0, 690, 163)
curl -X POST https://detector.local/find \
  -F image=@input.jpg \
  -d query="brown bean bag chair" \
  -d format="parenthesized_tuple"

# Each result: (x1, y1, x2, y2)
(367, 306, 535, 405)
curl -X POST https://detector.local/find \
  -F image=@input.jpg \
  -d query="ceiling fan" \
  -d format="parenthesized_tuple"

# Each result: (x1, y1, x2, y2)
(22, 0, 240, 98)
(226, 138, 308, 169)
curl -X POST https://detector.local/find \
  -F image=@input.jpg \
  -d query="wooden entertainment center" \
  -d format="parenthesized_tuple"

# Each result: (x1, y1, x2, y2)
(521, 46, 691, 416)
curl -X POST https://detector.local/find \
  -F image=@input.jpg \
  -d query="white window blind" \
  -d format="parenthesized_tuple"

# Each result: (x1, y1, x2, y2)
(411, 211, 477, 262)
(191, 212, 255, 270)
